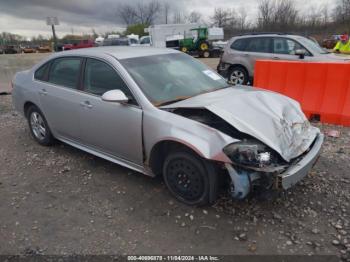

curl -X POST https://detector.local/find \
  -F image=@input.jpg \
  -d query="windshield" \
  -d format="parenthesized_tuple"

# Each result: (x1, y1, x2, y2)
(120, 53, 228, 105)
(103, 39, 129, 46)
(296, 36, 329, 54)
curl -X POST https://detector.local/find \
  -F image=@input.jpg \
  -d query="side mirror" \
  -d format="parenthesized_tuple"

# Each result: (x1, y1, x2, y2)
(102, 89, 129, 103)
(295, 49, 306, 59)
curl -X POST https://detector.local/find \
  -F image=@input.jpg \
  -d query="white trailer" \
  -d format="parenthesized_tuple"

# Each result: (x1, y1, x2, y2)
(144, 23, 200, 48)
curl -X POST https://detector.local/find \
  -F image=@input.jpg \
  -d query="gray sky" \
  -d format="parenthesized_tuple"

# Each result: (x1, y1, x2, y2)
(0, 0, 335, 39)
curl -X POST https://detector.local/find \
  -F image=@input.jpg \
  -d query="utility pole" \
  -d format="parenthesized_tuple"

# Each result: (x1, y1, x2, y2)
(164, 2, 170, 24)
(46, 17, 59, 52)
(51, 24, 57, 51)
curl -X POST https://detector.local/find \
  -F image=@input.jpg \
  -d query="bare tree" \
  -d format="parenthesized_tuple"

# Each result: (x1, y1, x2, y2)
(275, 0, 298, 29)
(257, 0, 274, 30)
(135, 1, 161, 25)
(118, 4, 138, 25)
(257, 0, 298, 31)
(186, 11, 202, 23)
(211, 8, 233, 27)
(321, 4, 330, 25)
(172, 12, 187, 24)
(117, 1, 161, 25)
(237, 7, 249, 30)
(333, 0, 350, 23)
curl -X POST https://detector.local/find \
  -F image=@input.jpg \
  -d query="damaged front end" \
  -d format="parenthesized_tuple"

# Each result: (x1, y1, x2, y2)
(223, 139, 288, 199)
(169, 107, 323, 200)
(222, 134, 324, 199)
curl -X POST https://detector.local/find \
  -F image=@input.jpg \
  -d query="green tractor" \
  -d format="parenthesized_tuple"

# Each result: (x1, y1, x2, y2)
(179, 27, 211, 58)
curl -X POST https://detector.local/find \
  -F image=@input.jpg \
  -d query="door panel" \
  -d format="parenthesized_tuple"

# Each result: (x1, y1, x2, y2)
(273, 37, 311, 61)
(243, 37, 274, 75)
(79, 94, 143, 164)
(37, 57, 83, 141)
(38, 82, 82, 140)
(79, 58, 143, 165)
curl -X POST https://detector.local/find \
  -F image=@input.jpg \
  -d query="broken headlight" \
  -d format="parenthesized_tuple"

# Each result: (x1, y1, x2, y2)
(223, 140, 284, 169)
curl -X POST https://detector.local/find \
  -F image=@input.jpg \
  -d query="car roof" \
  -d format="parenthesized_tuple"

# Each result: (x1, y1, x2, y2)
(55, 46, 179, 60)
(233, 33, 299, 39)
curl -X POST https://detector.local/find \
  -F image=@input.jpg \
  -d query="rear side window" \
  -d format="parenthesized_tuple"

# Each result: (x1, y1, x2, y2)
(245, 37, 272, 53)
(34, 62, 50, 81)
(231, 38, 249, 51)
(48, 58, 82, 89)
(231, 37, 272, 53)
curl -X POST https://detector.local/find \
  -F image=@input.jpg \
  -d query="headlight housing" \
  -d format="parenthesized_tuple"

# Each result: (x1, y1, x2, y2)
(223, 140, 286, 171)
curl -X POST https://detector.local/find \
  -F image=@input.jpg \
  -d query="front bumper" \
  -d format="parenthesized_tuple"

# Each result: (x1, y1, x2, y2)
(225, 133, 324, 199)
(277, 133, 324, 189)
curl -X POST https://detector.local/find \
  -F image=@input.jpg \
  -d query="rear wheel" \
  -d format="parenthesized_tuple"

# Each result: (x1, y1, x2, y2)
(228, 66, 249, 85)
(163, 151, 218, 206)
(202, 50, 210, 58)
(27, 106, 54, 146)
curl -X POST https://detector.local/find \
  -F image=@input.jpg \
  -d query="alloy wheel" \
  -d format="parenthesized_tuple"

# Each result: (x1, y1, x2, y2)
(229, 70, 245, 85)
(30, 112, 46, 141)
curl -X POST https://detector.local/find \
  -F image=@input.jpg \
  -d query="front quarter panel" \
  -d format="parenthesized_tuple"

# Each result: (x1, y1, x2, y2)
(143, 108, 237, 164)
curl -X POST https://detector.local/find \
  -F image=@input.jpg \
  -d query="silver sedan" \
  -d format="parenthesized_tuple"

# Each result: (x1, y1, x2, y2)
(12, 47, 323, 206)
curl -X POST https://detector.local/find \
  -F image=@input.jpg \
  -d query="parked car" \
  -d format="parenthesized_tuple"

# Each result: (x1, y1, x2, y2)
(12, 47, 323, 206)
(102, 37, 138, 46)
(37, 45, 52, 53)
(63, 39, 95, 51)
(3, 45, 18, 54)
(21, 45, 37, 53)
(322, 35, 341, 50)
(218, 33, 350, 85)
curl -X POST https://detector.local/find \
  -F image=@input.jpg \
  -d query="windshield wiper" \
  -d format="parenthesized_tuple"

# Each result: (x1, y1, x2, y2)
(156, 97, 190, 107)
(156, 86, 231, 107)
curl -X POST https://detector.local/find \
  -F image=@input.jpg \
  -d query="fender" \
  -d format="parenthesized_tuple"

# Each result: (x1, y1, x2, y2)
(143, 108, 237, 164)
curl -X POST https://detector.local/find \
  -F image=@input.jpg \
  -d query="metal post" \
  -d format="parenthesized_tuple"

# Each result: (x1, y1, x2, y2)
(51, 24, 57, 52)
(47, 17, 59, 52)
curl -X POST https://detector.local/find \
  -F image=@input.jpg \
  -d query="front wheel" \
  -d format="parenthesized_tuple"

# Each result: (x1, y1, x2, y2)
(228, 66, 249, 85)
(163, 151, 218, 206)
(180, 46, 188, 53)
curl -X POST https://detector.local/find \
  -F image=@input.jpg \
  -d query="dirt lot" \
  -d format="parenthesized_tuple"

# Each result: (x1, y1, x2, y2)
(0, 54, 349, 259)
(0, 53, 49, 94)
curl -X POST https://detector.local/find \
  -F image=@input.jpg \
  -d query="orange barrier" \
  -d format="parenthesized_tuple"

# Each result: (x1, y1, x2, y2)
(254, 60, 350, 126)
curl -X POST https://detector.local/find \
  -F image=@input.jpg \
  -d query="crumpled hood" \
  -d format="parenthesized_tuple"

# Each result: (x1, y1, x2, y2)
(162, 86, 320, 162)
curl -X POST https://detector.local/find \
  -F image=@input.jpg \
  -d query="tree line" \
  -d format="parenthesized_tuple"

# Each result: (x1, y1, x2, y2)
(1, 0, 349, 44)
(117, 0, 350, 39)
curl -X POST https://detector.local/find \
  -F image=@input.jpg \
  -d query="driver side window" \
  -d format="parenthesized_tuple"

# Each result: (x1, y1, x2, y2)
(273, 38, 309, 55)
(83, 58, 137, 104)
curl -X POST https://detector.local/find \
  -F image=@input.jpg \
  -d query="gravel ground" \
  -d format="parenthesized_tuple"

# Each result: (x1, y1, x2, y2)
(0, 53, 49, 94)
(0, 87, 349, 259)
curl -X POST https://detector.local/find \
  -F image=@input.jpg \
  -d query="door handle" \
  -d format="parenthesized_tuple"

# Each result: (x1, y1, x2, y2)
(80, 101, 93, 109)
(39, 89, 48, 96)
(273, 57, 280, 60)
